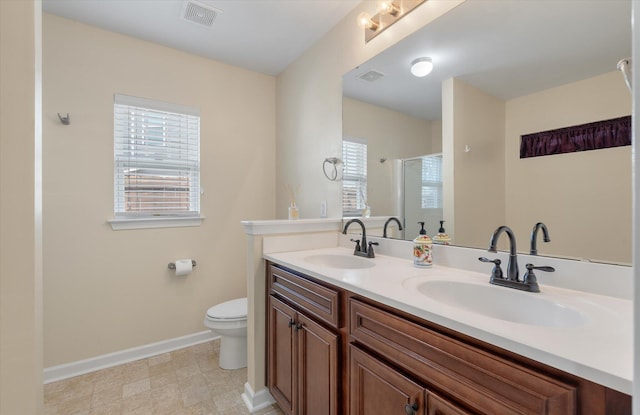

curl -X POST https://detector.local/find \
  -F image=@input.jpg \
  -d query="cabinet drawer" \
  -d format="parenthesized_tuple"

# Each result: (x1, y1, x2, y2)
(269, 264, 341, 329)
(349, 298, 577, 415)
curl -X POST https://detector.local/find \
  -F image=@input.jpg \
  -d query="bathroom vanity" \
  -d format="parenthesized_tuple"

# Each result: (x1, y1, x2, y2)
(264, 247, 632, 415)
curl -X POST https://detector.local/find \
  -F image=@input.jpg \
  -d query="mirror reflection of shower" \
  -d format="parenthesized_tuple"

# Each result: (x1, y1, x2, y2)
(393, 154, 443, 240)
(617, 57, 632, 93)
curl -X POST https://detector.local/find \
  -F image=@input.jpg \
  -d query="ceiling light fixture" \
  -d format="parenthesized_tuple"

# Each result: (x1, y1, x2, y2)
(358, 0, 426, 43)
(410, 57, 433, 77)
(378, 1, 400, 16)
(357, 12, 379, 31)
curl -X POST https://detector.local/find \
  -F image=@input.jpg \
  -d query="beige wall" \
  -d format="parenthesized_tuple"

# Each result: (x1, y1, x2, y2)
(43, 14, 276, 366)
(0, 0, 44, 413)
(431, 120, 443, 153)
(441, 71, 631, 261)
(444, 78, 506, 249)
(505, 71, 632, 264)
(342, 97, 435, 216)
(253, 0, 462, 398)
(275, 0, 464, 220)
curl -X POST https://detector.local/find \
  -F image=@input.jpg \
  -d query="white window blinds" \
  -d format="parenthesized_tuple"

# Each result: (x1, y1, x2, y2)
(114, 94, 200, 217)
(421, 154, 443, 209)
(342, 137, 367, 217)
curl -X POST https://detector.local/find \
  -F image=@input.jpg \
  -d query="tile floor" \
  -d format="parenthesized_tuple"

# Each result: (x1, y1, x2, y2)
(44, 340, 284, 415)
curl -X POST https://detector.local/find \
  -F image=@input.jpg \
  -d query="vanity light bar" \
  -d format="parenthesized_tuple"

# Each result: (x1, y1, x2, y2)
(361, 0, 427, 43)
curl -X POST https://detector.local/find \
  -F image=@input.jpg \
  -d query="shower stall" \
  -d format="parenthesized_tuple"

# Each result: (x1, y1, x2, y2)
(393, 153, 444, 240)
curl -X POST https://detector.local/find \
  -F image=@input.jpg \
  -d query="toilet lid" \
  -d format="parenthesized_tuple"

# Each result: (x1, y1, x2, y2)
(206, 297, 247, 320)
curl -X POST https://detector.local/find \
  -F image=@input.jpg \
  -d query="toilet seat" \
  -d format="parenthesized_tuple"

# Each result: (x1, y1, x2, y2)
(206, 297, 247, 321)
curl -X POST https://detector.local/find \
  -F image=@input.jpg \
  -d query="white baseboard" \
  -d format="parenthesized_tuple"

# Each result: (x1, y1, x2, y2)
(44, 330, 218, 384)
(241, 382, 276, 413)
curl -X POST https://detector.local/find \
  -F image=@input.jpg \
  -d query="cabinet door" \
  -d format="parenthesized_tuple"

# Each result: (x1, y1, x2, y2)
(268, 296, 297, 415)
(426, 392, 472, 415)
(350, 345, 425, 415)
(296, 313, 339, 415)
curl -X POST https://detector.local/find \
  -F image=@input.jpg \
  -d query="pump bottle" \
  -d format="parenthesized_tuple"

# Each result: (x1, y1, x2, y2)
(413, 222, 433, 267)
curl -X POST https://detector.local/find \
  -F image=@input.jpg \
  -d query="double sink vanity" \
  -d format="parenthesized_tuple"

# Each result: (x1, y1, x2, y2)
(252, 220, 632, 415)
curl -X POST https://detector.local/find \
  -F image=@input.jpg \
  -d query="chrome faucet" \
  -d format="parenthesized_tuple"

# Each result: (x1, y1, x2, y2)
(530, 222, 550, 255)
(382, 217, 403, 238)
(342, 218, 377, 258)
(488, 225, 519, 281)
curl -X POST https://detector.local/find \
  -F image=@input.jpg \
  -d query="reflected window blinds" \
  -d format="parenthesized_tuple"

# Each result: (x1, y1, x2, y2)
(342, 137, 368, 217)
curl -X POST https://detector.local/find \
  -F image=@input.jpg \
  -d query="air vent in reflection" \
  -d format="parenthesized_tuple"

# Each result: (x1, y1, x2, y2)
(359, 70, 385, 82)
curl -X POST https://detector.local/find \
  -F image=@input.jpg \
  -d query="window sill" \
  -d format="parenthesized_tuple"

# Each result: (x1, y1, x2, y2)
(108, 216, 205, 230)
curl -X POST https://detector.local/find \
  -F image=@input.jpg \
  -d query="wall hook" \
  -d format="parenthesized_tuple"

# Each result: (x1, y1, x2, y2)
(57, 113, 70, 125)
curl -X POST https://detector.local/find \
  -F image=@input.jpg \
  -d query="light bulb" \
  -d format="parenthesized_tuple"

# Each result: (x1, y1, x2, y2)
(357, 12, 378, 30)
(378, 1, 400, 16)
(410, 57, 433, 77)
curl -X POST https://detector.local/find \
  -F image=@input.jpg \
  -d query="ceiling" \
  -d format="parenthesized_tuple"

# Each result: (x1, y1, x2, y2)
(41, 0, 632, 122)
(343, 0, 632, 121)
(42, 0, 361, 76)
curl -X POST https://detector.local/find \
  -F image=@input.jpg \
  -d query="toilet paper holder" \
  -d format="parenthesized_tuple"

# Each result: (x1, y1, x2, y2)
(168, 260, 197, 270)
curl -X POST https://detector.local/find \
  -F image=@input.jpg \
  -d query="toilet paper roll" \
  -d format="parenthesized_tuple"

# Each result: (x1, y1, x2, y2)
(174, 259, 193, 276)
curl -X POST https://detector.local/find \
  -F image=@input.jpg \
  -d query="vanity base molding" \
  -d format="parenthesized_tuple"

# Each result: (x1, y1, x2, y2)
(265, 261, 631, 415)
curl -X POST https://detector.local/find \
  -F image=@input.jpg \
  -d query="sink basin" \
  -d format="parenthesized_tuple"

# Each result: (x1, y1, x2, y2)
(415, 280, 587, 328)
(303, 254, 375, 269)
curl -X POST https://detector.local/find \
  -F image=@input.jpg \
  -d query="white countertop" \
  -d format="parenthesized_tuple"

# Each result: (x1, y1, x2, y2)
(264, 247, 632, 395)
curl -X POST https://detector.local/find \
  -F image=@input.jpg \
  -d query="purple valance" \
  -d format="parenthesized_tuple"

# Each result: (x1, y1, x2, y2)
(520, 116, 631, 159)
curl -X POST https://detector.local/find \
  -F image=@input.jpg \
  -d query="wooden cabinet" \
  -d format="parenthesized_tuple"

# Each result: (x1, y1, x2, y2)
(267, 264, 341, 415)
(426, 392, 474, 415)
(265, 262, 631, 415)
(350, 344, 424, 414)
(349, 298, 576, 414)
(268, 296, 296, 413)
(350, 343, 474, 415)
(348, 297, 631, 414)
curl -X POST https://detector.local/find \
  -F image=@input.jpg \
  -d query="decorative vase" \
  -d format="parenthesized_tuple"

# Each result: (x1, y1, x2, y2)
(288, 203, 299, 220)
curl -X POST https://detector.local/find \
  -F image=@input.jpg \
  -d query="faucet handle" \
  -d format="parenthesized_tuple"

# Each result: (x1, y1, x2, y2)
(525, 264, 555, 273)
(522, 263, 554, 293)
(367, 241, 379, 258)
(479, 257, 503, 280)
(350, 238, 362, 252)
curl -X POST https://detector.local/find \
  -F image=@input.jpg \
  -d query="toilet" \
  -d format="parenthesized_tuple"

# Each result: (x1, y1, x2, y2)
(204, 297, 248, 370)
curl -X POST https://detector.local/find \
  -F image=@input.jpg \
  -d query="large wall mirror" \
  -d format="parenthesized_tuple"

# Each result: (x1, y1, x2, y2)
(342, 0, 632, 265)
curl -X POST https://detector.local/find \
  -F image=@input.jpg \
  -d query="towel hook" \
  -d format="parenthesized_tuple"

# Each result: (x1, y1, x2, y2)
(57, 113, 70, 125)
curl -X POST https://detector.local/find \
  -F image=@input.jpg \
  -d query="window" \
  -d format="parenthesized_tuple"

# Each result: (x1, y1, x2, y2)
(421, 154, 443, 209)
(112, 94, 201, 228)
(342, 137, 367, 217)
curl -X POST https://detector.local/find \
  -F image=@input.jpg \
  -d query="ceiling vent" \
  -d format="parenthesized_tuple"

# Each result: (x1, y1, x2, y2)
(181, 0, 222, 28)
(359, 70, 385, 82)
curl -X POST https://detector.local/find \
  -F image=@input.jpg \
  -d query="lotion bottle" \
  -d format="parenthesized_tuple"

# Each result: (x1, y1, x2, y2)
(413, 222, 433, 267)
(433, 220, 451, 245)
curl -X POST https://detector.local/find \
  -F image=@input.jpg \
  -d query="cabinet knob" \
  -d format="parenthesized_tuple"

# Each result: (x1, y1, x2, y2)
(404, 402, 419, 415)
(295, 323, 303, 332)
(288, 319, 295, 328)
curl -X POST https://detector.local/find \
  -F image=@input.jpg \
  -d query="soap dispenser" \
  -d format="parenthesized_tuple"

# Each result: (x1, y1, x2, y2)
(433, 220, 451, 245)
(413, 222, 433, 267)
